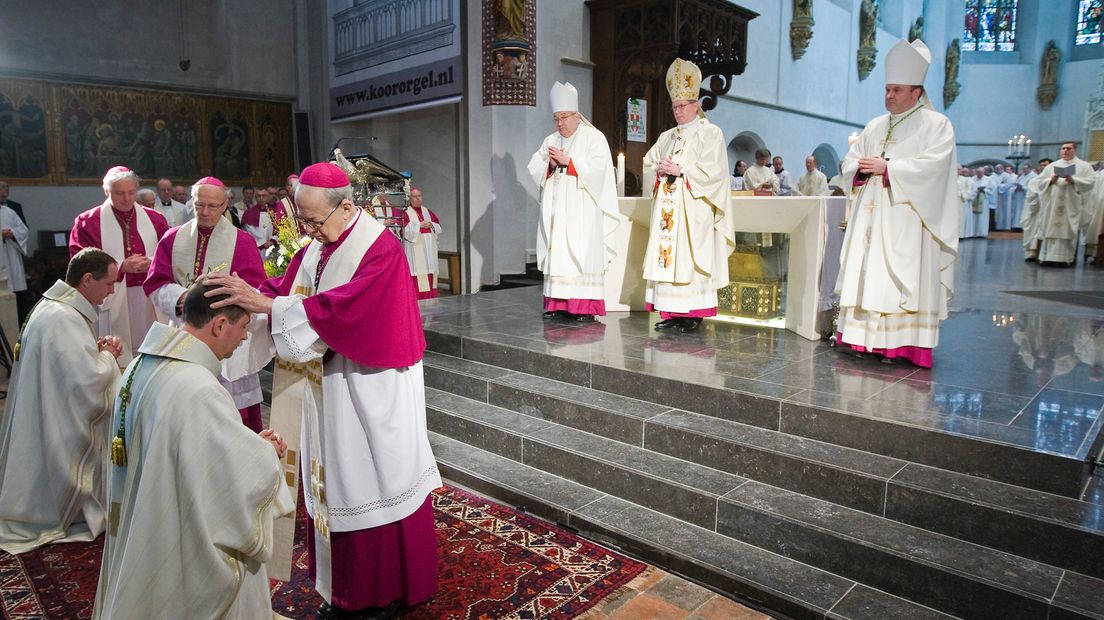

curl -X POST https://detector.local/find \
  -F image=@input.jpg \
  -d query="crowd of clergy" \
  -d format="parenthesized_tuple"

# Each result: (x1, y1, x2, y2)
(0, 161, 441, 619)
(0, 24, 1101, 620)
(954, 147, 1104, 267)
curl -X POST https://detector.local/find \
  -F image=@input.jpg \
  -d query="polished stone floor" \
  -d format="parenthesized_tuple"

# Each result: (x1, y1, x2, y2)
(419, 239, 1104, 476)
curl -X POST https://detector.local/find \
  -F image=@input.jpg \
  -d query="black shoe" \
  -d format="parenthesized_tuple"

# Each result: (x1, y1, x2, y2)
(654, 318, 679, 330)
(678, 318, 703, 333)
(543, 310, 565, 320)
(574, 314, 596, 323)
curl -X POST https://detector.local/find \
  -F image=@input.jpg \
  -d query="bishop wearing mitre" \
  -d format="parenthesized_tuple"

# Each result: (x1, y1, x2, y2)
(526, 81, 619, 323)
(641, 59, 735, 333)
(835, 39, 959, 367)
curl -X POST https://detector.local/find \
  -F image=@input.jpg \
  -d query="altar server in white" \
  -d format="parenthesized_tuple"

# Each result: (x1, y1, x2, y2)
(834, 39, 959, 368)
(527, 81, 619, 322)
(642, 58, 735, 333)
(0, 249, 122, 553)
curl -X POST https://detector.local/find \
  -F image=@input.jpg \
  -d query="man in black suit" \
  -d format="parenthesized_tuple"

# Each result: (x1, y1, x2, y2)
(0, 181, 26, 226)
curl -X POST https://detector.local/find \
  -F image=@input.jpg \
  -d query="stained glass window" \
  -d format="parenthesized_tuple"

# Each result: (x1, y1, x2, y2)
(1076, 0, 1103, 46)
(962, 0, 1018, 52)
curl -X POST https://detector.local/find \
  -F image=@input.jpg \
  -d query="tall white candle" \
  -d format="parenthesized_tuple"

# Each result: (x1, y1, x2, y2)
(848, 132, 859, 147)
(616, 153, 626, 197)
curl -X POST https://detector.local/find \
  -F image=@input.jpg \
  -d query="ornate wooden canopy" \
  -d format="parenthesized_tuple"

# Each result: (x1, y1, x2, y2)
(588, 0, 757, 158)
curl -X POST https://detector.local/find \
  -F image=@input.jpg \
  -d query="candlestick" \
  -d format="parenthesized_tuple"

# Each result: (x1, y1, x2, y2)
(616, 153, 626, 197)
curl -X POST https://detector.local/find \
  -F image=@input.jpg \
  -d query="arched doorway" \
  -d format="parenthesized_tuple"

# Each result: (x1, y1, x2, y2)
(728, 131, 766, 173)
(811, 143, 840, 177)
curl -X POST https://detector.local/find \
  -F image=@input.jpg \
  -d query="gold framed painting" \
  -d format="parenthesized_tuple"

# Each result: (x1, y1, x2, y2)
(0, 76, 294, 186)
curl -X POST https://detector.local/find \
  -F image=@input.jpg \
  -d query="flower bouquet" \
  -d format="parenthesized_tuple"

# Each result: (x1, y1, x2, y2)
(263, 212, 311, 278)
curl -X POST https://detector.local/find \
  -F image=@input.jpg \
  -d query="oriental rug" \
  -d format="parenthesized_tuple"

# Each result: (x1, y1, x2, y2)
(0, 485, 645, 619)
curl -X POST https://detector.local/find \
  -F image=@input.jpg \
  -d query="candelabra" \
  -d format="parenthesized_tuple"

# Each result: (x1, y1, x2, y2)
(1006, 134, 1031, 166)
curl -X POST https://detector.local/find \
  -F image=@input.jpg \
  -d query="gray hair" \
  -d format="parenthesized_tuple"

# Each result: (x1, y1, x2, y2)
(295, 182, 353, 208)
(136, 188, 156, 200)
(102, 166, 140, 192)
(188, 181, 234, 203)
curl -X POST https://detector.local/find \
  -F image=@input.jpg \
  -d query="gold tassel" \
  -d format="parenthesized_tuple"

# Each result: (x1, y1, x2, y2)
(111, 435, 127, 466)
(12, 342, 19, 362)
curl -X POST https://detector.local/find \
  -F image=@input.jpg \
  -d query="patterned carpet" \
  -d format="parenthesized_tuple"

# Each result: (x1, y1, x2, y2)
(1, 486, 644, 619)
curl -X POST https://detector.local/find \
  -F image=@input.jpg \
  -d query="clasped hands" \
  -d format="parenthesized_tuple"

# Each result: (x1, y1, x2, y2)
(259, 429, 287, 458)
(97, 335, 123, 359)
(121, 254, 151, 274)
(857, 156, 887, 176)
(547, 146, 570, 168)
(657, 157, 682, 177)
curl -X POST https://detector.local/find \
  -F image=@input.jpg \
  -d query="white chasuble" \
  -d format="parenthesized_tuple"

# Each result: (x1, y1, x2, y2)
(1035, 157, 1095, 264)
(402, 206, 440, 292)
(94, 323, 293, 620)
(98, 201, 159, 365)
(267, 211, 441, 598)
(794, 170, 829, 197)
(526, 123, 620, 301)
(835, 103, 959, 351)
(641, 118, 735, 313)
(0, 281, 119, 554)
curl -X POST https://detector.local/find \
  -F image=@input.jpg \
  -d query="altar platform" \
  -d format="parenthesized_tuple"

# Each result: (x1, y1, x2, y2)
(416, 238, 1104, 619)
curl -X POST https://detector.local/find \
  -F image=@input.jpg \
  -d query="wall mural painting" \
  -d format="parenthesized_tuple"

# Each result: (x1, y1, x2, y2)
(0, 81, 51, 180)
(254, 102, 294, 184)
(0, 77, 293, 186)
(210, 108, 251, 180)
(482, 0, 536, 106)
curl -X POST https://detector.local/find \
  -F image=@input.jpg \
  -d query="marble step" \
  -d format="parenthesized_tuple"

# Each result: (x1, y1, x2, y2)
(421, 328, 1088, 496)
(425, 387, 746, 530)
(717, 481, 1104, 620)
(428, 431, 960, 620)
(424, 352, 1104, 580)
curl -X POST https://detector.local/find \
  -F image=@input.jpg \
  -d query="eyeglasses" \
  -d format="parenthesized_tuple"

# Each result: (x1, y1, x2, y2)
(295, 203, 341, 231)
(193, 201, 227, 212)
(671, 102, 697, 112)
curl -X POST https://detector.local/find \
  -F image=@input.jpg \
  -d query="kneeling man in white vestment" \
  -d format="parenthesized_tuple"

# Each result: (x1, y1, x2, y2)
(835, 39, 959, 368)
(0, 249, 122, 553)
(93, 284, 294, 620)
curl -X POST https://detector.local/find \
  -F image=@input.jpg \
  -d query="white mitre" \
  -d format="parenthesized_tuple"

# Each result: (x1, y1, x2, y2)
(885, 39, 931, 86)
(550, 81, 578, 113)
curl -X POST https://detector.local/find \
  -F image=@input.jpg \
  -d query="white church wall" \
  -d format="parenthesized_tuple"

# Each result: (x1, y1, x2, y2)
(0, 0, 298, 252)
(711, 0, 927, 176)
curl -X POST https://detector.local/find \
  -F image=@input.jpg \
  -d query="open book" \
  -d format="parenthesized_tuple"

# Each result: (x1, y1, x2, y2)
(1054, 165, 1075, 178)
